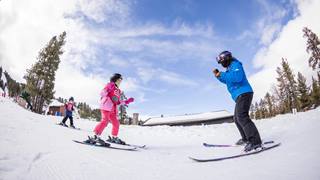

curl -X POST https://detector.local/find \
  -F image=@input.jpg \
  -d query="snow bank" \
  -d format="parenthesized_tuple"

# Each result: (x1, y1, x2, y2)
(0, 96, 320, 180)
(143, 110, 233, 126)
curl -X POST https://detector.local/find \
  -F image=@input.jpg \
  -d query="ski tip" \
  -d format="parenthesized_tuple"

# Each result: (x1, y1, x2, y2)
(133, 145, 147, 149)
(263, 140, 275, 144)
(72, 140, 84, 143)
(188, 156, 206, 162)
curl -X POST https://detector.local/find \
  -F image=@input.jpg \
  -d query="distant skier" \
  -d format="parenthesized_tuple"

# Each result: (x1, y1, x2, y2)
(85, 73, 134, 146)
(59, 97, 76, 128)
(20, 90, 33, 110)
(213, 51, 262, 152)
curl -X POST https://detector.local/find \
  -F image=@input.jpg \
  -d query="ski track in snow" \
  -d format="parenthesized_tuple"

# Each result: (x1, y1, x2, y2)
(0, 96, 320, 180)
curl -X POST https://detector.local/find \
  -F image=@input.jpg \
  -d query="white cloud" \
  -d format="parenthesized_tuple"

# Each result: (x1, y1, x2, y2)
(157, 69, 198, 86)
(121, 77, 139, 92)
(137, 67, 197, 87)
(0, 0, 131, 106)
(260, 23, 282, 45)
(75, 0, 131, 25)
(55, 62, 105, 108)
(249, 0, 320, 101)
(95, 22, 218, 64)
(237, 0, 290, 46)
(0, 0, 217, 109)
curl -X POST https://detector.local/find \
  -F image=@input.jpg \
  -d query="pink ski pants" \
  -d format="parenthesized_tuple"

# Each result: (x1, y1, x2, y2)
(94, 110, 119, 136)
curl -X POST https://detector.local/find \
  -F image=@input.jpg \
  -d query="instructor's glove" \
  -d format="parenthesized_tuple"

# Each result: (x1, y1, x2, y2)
(213, 68, 221, 77)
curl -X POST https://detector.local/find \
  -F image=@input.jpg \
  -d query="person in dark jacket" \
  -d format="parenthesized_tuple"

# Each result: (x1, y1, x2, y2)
(20, 91, 33, 110)
(213, 51, 262, 152)
(59, 97, 76, 128)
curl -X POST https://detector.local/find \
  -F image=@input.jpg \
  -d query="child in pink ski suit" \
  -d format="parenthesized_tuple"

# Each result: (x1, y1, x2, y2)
(88, 73, 134, 145)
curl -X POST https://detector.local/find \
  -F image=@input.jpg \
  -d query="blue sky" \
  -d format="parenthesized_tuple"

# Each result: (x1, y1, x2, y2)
(2, 0, 319, 119)
(69, 0, 295, 116)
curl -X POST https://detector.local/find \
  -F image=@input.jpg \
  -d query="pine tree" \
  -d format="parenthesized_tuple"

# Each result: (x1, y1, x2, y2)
(303, 27, 320, 70)
(249, 103, 255, 120)
(91, 109, 101, 121)
(78, 102, 93, 119)
(276, 58, 300, 113)
(57, 97, 64, 103)
(24, 32, 66, 113)
(276, 66, 290, 114)
(310, 77, 320, 107)
(254, 102, 261, 120)
(259, 99, 267, 119)
(270, 85, 281, 116)
(283, 58, 300, 111)
(264, 92, 275, 118)
(3, 71, 21, 97)
(119, 92, 128, 124)
(296, 72, 311, 110)
(0, 66, 3, 90)
(318, 72, 320, 87)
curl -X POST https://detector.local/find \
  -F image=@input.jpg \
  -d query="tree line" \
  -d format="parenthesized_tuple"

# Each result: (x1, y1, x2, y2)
(251, 27, 320, 120)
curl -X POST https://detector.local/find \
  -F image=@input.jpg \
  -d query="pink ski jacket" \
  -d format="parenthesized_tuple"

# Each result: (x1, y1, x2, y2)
(100, 82, 122, 112)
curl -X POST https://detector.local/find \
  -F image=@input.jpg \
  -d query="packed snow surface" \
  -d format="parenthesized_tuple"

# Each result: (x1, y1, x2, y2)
(0, 97, 320, 180)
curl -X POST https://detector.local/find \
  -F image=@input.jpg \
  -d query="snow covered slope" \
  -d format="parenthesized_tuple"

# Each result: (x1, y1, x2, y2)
(0, 96, 320, 180)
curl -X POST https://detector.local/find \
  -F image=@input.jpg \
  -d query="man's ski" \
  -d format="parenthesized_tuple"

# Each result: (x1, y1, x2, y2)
(73, 140, 137, 151)
(203, 140, 274, 148)
(190, 142, 280, 162)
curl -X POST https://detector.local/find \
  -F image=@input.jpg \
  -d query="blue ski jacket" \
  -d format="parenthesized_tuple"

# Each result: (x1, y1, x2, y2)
(217, 59, 253, 101)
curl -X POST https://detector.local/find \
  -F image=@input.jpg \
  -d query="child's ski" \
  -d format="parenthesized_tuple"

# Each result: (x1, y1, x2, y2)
(73, 140, 137, 151)
(56, 123, 80, 130)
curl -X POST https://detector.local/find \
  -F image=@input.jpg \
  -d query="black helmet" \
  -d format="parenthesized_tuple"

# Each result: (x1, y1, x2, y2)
(110, 73, 123, 83)
(69, 97, 74, 101)
(216, 51, 233, 68)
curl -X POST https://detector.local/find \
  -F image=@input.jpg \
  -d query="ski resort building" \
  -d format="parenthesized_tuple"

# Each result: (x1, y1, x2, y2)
(142, 110, 234, 126)
(46, 100, 65, 116)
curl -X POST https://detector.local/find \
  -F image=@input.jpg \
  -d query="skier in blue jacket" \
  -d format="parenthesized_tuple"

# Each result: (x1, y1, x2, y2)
(213, 51, 262, 152)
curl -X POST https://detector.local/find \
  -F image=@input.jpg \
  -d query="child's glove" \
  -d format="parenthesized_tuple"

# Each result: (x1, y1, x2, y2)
(124, 97, 134, 105)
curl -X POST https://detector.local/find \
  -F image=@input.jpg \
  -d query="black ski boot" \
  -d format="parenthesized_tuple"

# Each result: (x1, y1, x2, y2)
(235, 138, 248, 146)
(59, 122, 68, 127)
(85, 135, 110, 147)
(244, 142, 262, 152)
(108, 136, 126, 145)
(70, 125, 76, 129)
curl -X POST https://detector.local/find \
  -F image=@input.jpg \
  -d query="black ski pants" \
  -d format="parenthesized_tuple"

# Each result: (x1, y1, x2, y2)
(234, 92, 262, 145)
(62, 115, 74, 126)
